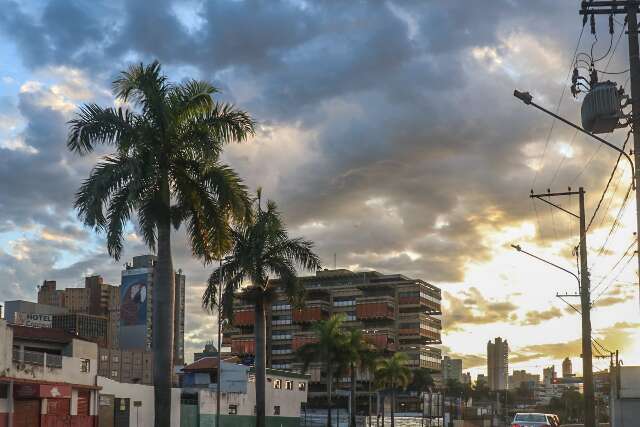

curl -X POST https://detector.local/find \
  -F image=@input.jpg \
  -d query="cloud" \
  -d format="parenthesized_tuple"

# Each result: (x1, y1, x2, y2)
(520, 307, 563, 325)
(443, 287, 519, 331)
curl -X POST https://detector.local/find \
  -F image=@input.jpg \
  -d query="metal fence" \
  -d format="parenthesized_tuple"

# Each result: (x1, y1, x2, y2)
(12, 349, 62, 368)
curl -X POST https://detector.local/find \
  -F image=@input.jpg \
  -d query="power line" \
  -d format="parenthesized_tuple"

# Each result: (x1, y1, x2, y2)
(587, 130, 632, 231)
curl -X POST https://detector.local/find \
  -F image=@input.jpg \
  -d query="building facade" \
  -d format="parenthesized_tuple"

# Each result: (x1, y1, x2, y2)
(98, 347, 154, 385)
(487, 337, 509, 391)
(509, 370, 540, 390)
(119, 255, 186, 366)
(562, 357, 573, 378)
(442, 356, 463, 383)
(223, 268, 442, 412)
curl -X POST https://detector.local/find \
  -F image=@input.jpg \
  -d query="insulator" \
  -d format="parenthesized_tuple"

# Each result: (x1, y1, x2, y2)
(591, 14, 596, 34)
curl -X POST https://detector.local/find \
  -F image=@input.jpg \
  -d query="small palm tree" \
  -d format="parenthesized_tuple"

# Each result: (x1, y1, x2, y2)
(297, 315, 349, 427)
(344, 329, 375, 427)
(67, 61, 254, 426)
(203, 194, 321, 427)
(375, 352, 412, 427)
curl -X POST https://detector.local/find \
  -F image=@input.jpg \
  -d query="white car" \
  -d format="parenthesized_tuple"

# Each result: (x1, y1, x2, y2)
(511, 412, 557, 427)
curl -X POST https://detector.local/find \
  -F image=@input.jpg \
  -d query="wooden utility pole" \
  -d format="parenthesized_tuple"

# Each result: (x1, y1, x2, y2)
(530, 188, 595, 427)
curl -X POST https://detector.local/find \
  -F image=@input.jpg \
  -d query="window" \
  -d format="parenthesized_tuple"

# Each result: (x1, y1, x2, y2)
(273, 379, 282, 389)
(0, 383, 8, 398)
(345, 312, 357, 321)
(112, 355, 119, 363)
(100, 354, 108, 362)
(285, 380, 293, 390)
(298, 382, 306, 391)
(274, 406, 280, 415)
(111, 370, 118, 377)
(228, 405, 238, 415)
(333, 298, 355, 307)
(81, 359, 90, 373)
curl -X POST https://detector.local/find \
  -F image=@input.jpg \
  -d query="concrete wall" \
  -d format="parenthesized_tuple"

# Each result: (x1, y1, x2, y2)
(69, 338, 99, 360)
(0, 321, 12, 373)
(97, 376, 181, 427)
(9, 353, 98, 386)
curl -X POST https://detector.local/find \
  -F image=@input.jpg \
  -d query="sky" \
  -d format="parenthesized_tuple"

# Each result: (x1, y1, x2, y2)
(0, 0, 639, 379)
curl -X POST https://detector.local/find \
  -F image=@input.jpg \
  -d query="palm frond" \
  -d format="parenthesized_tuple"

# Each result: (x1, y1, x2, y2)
(67, 105, 136, 154)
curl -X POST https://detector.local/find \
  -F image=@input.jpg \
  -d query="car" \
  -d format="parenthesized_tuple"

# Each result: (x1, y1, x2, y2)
(511, 412, 558, 427)
(545, 413, 560, 426)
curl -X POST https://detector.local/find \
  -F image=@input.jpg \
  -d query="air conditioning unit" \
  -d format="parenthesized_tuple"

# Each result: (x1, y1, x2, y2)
(581, 81, 622, 134)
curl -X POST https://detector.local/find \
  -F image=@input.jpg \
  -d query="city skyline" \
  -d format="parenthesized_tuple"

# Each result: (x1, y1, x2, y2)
(0, 0, 639, 377)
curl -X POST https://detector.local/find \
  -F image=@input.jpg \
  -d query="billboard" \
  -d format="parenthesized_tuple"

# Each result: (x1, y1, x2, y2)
(120, 272, 148, 326)
(119, 269, 150, 350)
(14, 312, 52, 328)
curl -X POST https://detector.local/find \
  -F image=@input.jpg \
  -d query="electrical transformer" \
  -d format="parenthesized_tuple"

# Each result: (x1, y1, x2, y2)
(581, 81, 622, 134)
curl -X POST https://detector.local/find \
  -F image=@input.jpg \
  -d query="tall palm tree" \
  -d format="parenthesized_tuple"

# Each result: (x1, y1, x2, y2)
(297, 315, 349, 427)
(203, 194, 321, 427)
(360, 349, 380, 427)
(343, 329, 374, 427)
(67, 61, 254, 427)
(375, 352, 412, 427)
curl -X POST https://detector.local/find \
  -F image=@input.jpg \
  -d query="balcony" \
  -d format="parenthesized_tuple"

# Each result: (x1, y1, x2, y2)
(13, 349, 63, 368)
(292, 304, 329, 323)
(292, 334, 318, 351)
(398, 289, 441, 314)
(356, 297, 395, 320)
(363, 333, 395, 351)
(11, 348, 95, 385)
(231, 339, 256, 355)
(398, 315, 441, 343)
(232, 309, 255, 327)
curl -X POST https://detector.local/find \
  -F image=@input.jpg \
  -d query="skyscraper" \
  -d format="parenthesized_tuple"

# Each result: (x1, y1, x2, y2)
(562, 357, 573, 378)
(487, 337, 509, 390)
(119, 255, 186, 365)
(442, 356, 463, 383)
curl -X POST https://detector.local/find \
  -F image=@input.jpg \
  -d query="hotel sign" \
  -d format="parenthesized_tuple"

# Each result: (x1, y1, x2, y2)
(14, 312, 53, 328)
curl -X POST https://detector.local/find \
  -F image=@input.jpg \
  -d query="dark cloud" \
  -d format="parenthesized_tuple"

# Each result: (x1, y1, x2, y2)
(520, 307, 564, 326)
(443, 287, 519, 331)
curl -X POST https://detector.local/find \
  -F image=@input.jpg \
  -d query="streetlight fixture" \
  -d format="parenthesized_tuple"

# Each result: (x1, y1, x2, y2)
(513, 89, 635, 189)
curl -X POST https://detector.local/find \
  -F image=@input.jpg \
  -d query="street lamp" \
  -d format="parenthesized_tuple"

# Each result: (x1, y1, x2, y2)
(513, 89, 635, 189)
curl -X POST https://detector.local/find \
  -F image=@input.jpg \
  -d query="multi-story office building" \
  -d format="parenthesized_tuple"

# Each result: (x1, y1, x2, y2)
(52, 313, 109, 347)
(442, 356, 463, 383)
(509, 370, 540, 390)
(119, 255, 186, 366)
(98, 347, 154, 385)
(562, 357, 573, 378)
(223, 268, 442, 411)
(487, 337, 509, 391)
(543, 365, 556, 385)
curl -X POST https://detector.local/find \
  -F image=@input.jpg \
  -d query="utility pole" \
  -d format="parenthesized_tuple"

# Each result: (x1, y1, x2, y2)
(580, 0, 640, 308)
(529, 188, 595, 427)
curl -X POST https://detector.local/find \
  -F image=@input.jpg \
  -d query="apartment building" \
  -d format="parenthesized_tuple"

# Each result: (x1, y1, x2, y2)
(487, 337, 509, 391)
(223, 268, 442, 411)
(98, 347, 154, 385)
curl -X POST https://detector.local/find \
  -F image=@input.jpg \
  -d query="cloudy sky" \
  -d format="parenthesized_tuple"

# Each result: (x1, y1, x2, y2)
(1, 0, 639, 377)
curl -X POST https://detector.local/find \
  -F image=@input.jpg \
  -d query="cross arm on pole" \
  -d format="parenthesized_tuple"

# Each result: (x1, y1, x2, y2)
(530, 193, 580, 219)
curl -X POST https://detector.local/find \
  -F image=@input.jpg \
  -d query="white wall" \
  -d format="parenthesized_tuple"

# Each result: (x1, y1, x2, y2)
(0, 320, 13, 373)
(9, 354, 97, 386)
(97, 376, 181, 427)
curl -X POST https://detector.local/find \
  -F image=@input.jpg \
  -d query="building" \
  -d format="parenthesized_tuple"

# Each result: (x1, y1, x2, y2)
(194, 342, 218, 361)
(224, 268, 442, 413)
(51, 313, 109, 347)
(37, 280, 64, 306)
(442, 356, 463, 383)
(98, 347, 154, 385)
(119, 255, 186, 365)
(562, 357, 573, 378)
(509, 370, 540, 390)
(180, 357, 309, 426)
(543, 365, 556, 385)
(476, 374, 487, 386)
(609, 365, 640, 426)
(487, 337, 509, 391)
(462, 372, 472, 385)
(0, 319, 100, 426)
(3, 300, 67, 323)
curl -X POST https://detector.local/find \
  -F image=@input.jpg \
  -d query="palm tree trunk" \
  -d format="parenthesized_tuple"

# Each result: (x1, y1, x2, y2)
(216, 257, 223, 427)
(255, 297, 267, 427)
(390, 386, 395, 427)
(350, 362, 357, 427)
(153, 179, 175, 427)
(326, 363, 333, 427)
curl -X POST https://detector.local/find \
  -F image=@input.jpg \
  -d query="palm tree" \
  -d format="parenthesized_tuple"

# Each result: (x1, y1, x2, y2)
(359, 349, 380, 427)
(67, 61, 254, 426)
(297, 315, 349, 427)
(203, 194, 321, 427)
(343, 329, 374, 427)
(375, 352, 412, 427)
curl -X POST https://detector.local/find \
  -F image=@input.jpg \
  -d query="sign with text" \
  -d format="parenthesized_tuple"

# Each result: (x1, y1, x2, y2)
(14, 312, 52, 328)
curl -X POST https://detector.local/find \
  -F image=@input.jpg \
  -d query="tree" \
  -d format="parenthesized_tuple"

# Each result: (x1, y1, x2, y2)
(297, 315, 349, 427)
(375, 352, 412, 427)
(203, 195, 321, 427)
(409, 368, 435, 393)
(67, 61, 254, 426)
(359, 349, 380, 427)
(343, 329, 375, 427)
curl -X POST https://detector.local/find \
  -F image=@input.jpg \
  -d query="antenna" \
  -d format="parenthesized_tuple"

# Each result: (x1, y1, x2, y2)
(333, 253, 337, 269)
